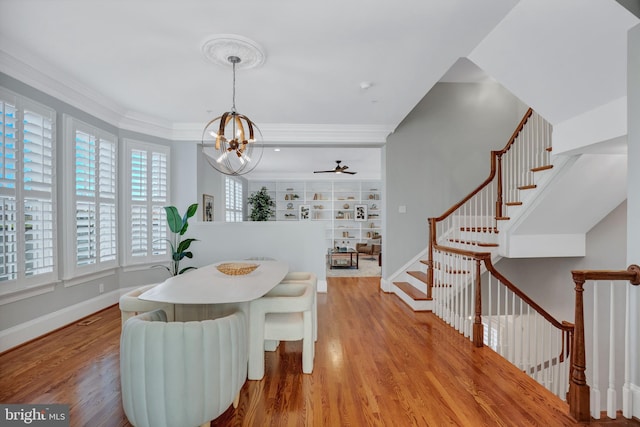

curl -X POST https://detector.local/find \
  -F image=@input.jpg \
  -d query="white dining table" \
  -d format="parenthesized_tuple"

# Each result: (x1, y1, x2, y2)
(139, 260, 289, 305)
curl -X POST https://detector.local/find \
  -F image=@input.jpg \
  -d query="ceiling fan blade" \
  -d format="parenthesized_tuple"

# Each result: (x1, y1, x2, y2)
(314, 161, 357, 174)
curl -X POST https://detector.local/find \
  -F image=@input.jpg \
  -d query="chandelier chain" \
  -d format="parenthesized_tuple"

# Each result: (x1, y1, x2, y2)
(231, 59, 237, 113)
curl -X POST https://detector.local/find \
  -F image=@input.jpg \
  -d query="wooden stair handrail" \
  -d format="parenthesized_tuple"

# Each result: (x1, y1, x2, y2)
(497, 107, 534, 154)
(432, 108, 533, 223)
(484, 256, 573, 332)
(431, 238, 573, 334)
(568, 264, 640, 422)
(433, 152, 499, 222)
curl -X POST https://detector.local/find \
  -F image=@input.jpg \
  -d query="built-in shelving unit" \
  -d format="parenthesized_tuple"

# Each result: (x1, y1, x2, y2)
(247, 180, 382, 250)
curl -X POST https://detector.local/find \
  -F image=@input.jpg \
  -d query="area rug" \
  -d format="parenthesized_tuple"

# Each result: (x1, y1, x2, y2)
(326, 258, 381, 277)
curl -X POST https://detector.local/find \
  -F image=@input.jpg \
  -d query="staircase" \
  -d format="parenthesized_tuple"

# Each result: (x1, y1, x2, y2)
(388, 108, 640, 423)
(390, 108, 575, 395)
(391, 108, 554, 310)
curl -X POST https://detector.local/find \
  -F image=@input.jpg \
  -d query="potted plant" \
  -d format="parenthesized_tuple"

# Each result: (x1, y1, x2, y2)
(248, 187, 275, 221)
(156, 203, 198, 276)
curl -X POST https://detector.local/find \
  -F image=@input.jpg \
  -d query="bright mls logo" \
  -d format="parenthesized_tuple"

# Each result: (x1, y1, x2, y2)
(1, 404, 69, 426)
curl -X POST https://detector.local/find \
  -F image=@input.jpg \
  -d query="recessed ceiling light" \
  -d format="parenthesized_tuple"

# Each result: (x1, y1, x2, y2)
(360, 82, 372, 90)
(274, 148, 281, 152)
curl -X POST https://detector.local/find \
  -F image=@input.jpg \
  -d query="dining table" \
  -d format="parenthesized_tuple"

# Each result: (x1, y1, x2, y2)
(139, 259, 289, 321)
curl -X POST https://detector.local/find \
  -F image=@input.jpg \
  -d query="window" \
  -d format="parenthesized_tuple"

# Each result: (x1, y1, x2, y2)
(0, 88, 56, 286)
(63, 117, 117, 277)
(123, 139, 169, 265)
(225, 176, 243, 222)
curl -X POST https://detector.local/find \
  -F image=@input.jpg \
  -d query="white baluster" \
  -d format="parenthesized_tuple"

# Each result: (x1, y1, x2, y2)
(533, 312, 539, 383)
(524, 306, 531, 377)
(488, 272, 493, 349)
(592, 283, 601, 418)
(510, 292, 516, 363)
(496, 276, 502, 355)
(607, 281, 616, 419)
(518, 298, 524, 370)
(622, 282, 631, 418)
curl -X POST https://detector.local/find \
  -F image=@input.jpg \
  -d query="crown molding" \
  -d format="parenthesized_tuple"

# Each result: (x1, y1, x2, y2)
(172, 122, 393, 144)
(0, 48, 125, 128)
(1, 49, 393, 144)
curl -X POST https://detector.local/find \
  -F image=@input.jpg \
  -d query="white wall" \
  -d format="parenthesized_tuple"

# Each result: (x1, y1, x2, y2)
(186, 221, 327, 290)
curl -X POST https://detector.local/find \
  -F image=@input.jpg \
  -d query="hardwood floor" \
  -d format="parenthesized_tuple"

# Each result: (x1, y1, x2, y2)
(1, 277, 638, 426)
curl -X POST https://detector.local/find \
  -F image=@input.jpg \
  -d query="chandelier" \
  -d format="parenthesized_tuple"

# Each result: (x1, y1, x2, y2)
(201, 55, 263, 176)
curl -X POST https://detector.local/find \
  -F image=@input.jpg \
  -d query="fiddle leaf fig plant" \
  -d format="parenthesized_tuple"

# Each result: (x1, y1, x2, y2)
(248, 187, 275, 221)
(156, 203, 199, 276)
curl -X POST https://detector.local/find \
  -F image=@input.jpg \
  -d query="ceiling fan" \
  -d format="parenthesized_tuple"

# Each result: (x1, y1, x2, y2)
(314, 160, 357, 175)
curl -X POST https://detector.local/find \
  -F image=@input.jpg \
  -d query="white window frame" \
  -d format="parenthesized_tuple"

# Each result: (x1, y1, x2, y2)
(61, 116, 118, 280)
(122, 139, 170, 267)
(0, 87, 57, 293)
(225, 176, 244, 222)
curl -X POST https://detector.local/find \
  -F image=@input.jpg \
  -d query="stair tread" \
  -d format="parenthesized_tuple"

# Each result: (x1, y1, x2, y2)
(394, 281, 431, 301)
(518, 184, 537, 190)
(505, 201, 522, 206)
(496, 216, 510, 221)
(432, 262, 470, 274)
(531, 164, 553, 172)
(460, 226, 499, 233)
(448, 238, 499, 247)
(407, 270, 429, 284)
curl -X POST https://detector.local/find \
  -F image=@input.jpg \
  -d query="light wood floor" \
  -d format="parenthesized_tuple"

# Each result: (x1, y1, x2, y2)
(1, 277, 638, 426)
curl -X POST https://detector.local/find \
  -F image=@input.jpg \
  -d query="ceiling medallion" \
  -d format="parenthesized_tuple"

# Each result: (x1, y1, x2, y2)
(201, 34, 266, 70)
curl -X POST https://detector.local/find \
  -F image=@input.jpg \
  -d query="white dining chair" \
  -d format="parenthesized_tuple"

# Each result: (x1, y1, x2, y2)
(278, 272, 318, 341)
(248, 282, 315, 380)
(120, 308, 247, 427)
(119, 284, 175, 325)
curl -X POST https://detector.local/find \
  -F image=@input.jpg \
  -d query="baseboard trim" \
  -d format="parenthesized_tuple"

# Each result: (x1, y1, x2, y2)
(0, 290, 121, 353)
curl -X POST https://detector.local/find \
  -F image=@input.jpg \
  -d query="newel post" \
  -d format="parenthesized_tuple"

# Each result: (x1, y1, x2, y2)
(495, 151, 504, 219)
(473, 258, 484, 347)
(426, 218, 435, 299)
(568, 272, 590, 422)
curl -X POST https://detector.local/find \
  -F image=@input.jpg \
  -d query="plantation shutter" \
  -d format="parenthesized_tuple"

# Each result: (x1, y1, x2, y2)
(72, 121, 117, 271)
(125, 140, 169, 265)
(0, 89, 56, 284)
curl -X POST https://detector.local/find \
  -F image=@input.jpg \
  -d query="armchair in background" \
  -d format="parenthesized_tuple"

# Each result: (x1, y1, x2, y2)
(356, 238, 381, 256)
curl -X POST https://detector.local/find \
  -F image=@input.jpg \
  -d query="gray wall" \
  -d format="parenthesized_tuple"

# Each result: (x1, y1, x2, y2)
(384, 82, 528, 275)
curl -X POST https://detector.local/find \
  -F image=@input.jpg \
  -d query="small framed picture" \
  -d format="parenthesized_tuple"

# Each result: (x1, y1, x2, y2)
(202, 194, 214, 222)
(299, 204, 310, 221)
(355, 204, 368, 221)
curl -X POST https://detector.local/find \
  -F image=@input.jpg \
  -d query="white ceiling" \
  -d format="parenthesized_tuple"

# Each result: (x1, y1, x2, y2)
(0, 0, 636, 179)
(0, 0, 516, 179)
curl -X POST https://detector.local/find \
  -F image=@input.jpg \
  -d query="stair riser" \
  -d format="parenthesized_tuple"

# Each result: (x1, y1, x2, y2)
(392, 284, 433, 311)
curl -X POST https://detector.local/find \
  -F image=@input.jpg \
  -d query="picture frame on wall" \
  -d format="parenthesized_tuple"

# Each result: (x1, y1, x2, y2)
(299, 204, 310, 221)
(355, 204, 368, 221)
(203, 194, 214, 221)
